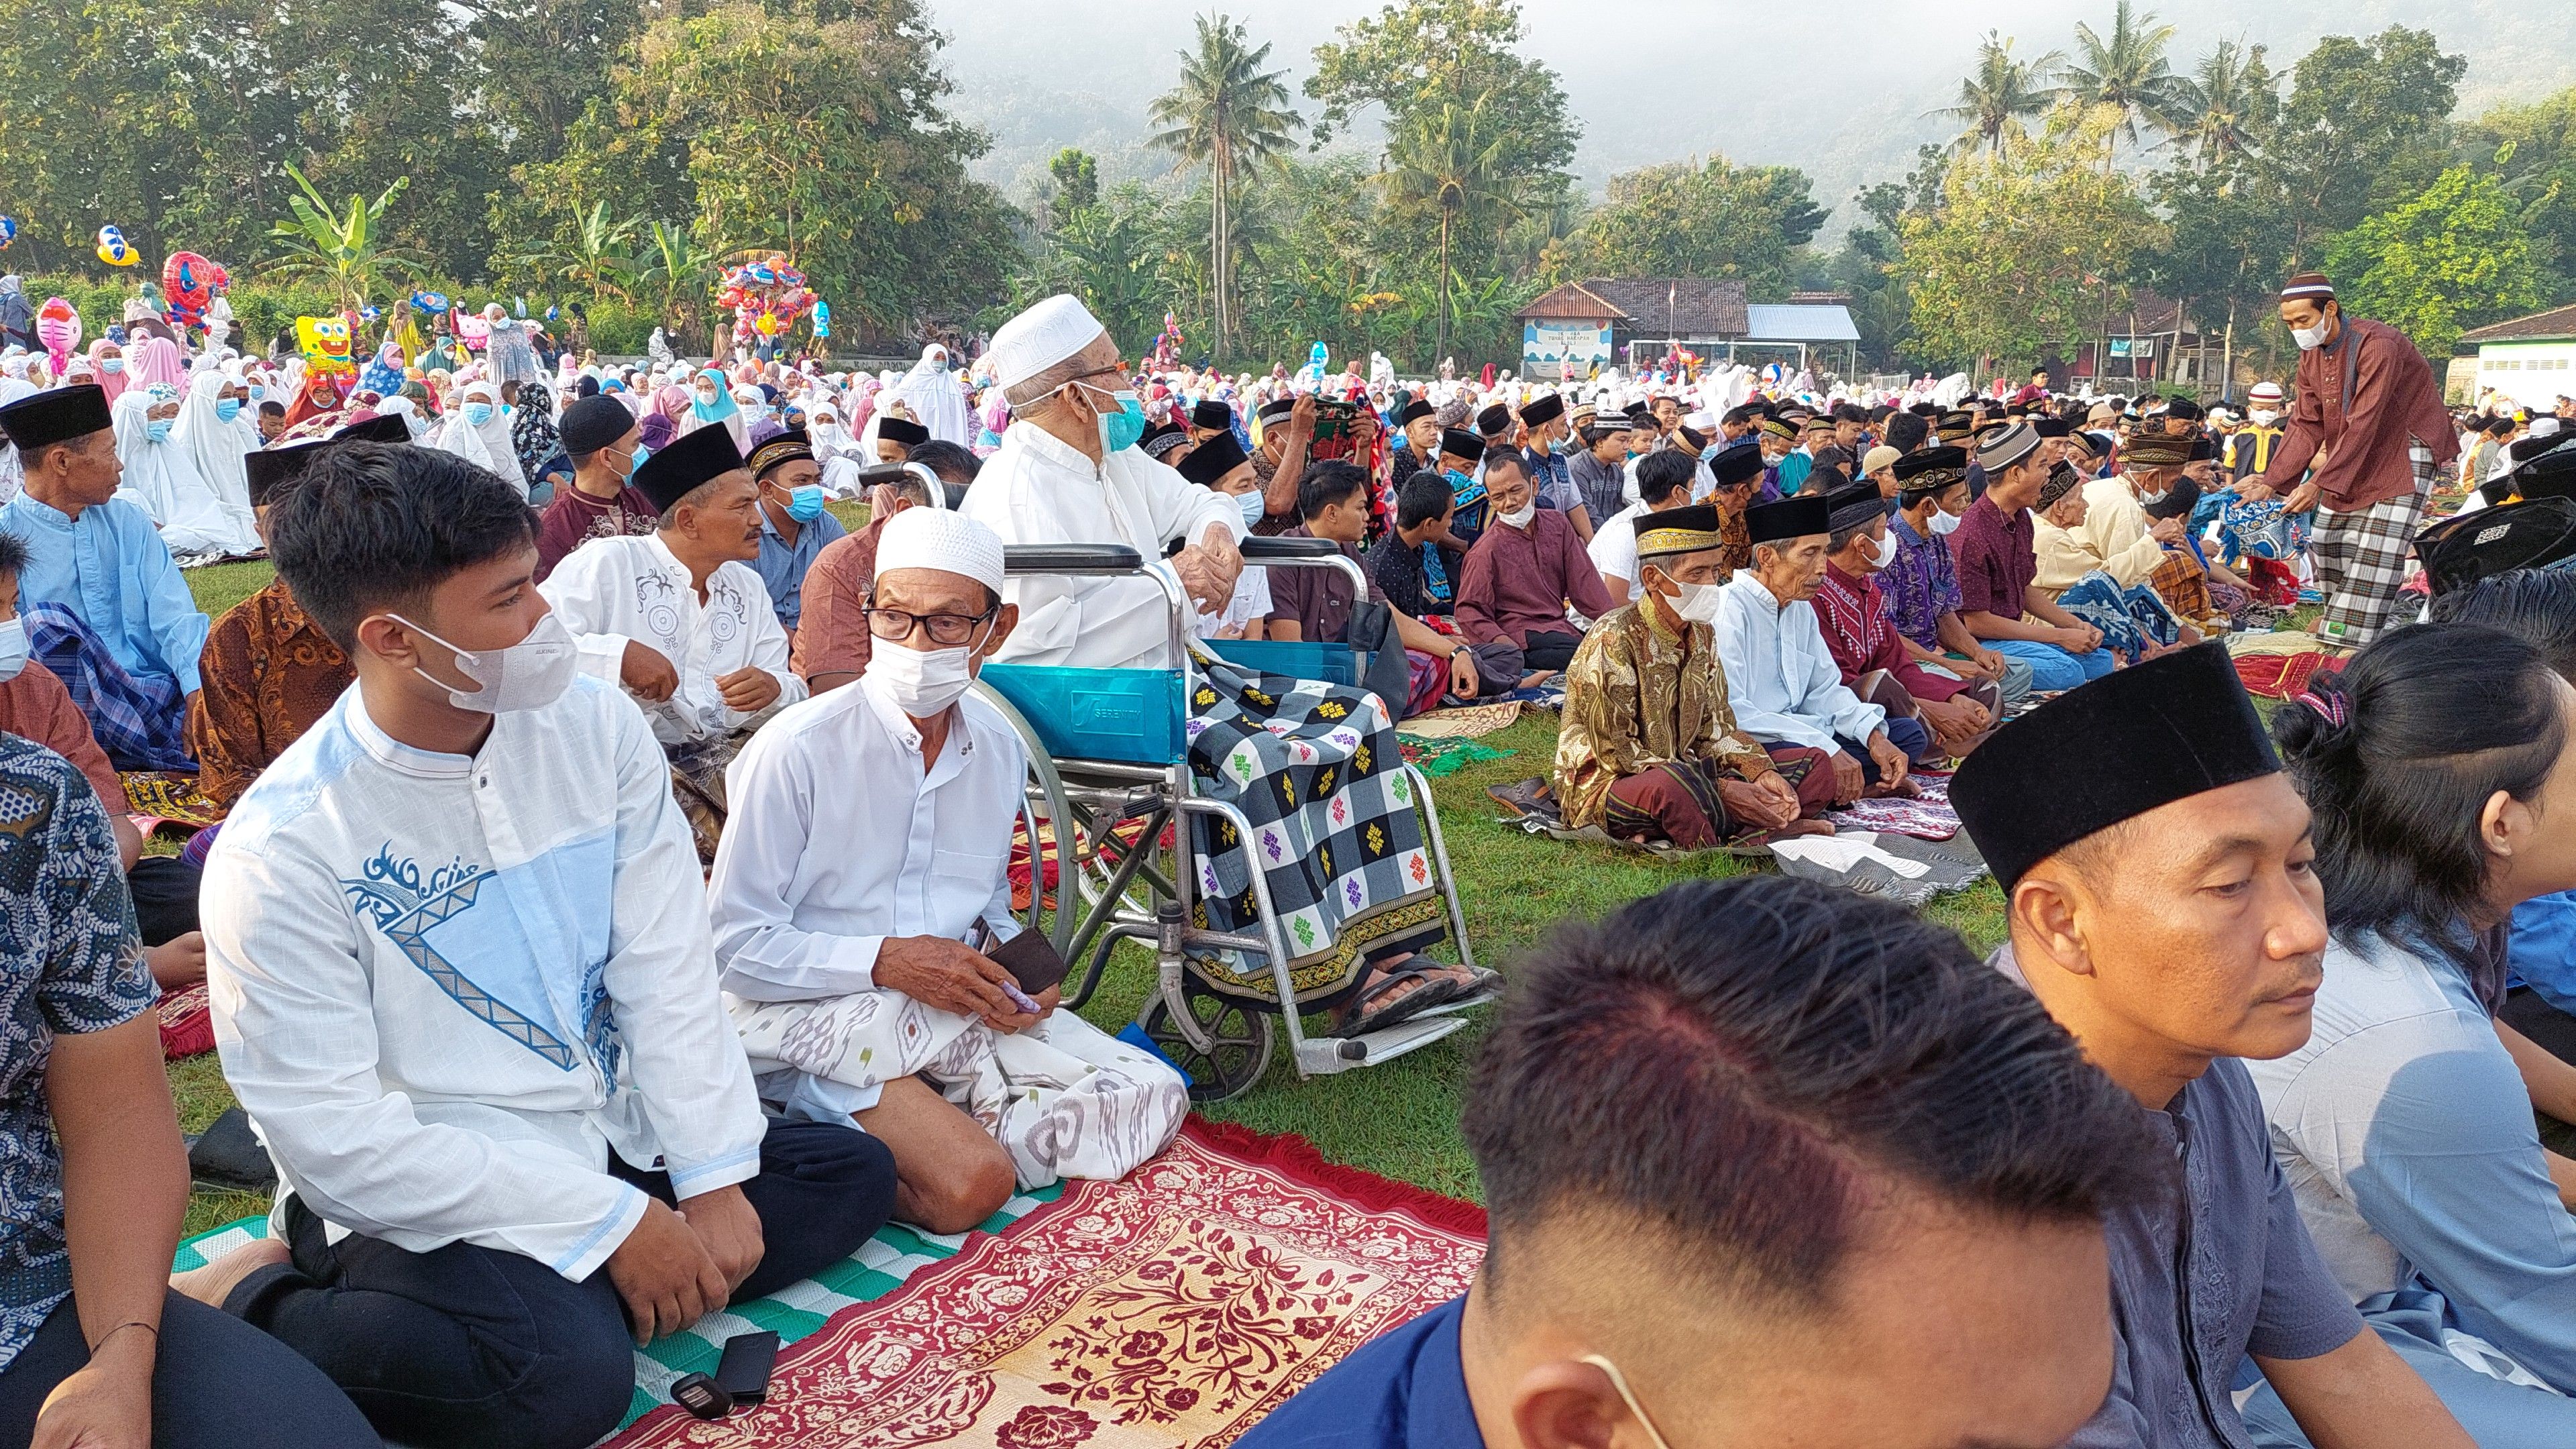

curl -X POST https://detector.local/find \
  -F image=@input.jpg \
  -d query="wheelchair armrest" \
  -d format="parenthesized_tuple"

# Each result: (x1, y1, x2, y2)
(1002, 543, 1148, 576)
(1238, 536, 1341, 561)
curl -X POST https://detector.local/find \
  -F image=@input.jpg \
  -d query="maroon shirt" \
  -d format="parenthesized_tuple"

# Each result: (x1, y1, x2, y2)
(535, 483, 661, 581)
(1454, 506, 1616, 647)
(1264, 524, 1382, 643)
(2257, 315, 2459, 511)
(1949, 495, 2036, 626)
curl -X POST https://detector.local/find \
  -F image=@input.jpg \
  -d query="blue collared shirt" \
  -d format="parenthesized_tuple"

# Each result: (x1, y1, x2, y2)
(1233, 1295, 1483, 1449)
(0, 493, 209, 694)
(753, 504, 846, 631)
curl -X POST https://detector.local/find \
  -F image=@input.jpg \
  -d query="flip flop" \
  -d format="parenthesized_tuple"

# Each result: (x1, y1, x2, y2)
(1340, 964, 1464, 1036)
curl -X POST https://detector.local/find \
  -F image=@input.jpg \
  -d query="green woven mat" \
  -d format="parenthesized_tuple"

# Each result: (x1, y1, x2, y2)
(1398, 735, 1513, 777)
(173, 1183, 1066, 1429)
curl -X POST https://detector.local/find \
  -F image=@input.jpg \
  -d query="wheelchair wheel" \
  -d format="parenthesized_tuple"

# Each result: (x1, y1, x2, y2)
(1140, 983, 1275, 1105)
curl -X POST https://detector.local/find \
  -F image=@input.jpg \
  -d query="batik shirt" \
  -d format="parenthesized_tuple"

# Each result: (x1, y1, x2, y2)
(1555, 602, 1776, 830)
(202, 678, 765, 1279)
(0, 737, 151, 1373)
(1879, 513, 1963, 651)
(184, 577, 354, 809)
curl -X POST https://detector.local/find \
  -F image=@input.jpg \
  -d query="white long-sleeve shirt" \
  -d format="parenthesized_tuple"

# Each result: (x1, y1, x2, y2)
(540, 533, 806, 745)
(959, 421, 1242, 669)
(706, 672, 1026, 1112)
(201, 676, 765, 1281)
(1711, 572, 1887, 752)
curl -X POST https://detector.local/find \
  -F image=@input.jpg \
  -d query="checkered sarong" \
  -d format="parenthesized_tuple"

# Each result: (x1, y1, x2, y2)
(24, 601, 195, 771)
(2311, 443, 2434, 649)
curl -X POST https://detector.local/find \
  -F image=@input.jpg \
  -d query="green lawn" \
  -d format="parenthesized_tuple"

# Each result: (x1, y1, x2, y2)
(168, 523, 2012, 1226)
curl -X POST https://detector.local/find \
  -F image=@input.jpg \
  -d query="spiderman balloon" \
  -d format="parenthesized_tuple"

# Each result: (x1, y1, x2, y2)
(161, 252, 229, 337)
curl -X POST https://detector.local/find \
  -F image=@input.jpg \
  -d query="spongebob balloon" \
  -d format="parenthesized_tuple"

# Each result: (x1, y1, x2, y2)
(95, 225, 138, 267)
(295, 315, 356, 380)
(34, 298, 80, 373)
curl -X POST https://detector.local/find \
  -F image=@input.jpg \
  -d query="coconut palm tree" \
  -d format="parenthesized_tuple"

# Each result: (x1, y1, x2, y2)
(2164, 40, 2279, 171)
(1148, 12, 1303, 361)
(1377, 95, 1526, 366)
(260, 164, 424, 314)
(1931, 32, 2064, 154)
(2059, 0, 2186, 157)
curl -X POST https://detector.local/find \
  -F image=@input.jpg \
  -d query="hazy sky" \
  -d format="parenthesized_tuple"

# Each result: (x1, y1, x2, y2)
(926, 0, 2573, 233)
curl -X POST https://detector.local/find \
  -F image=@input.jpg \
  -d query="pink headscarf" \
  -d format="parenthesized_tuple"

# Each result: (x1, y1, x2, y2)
(653, 384, 692, 422)
(130, 335, 186, 391)
(86, 339, 128, 405)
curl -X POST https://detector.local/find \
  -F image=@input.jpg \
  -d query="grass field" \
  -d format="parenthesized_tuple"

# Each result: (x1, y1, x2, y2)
(163, 510, 2015, 1228)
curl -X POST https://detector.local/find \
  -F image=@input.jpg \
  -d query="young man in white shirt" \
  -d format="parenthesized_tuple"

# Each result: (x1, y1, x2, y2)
(177, 441, 896, 1449)
(710, 508, 1187, 1234)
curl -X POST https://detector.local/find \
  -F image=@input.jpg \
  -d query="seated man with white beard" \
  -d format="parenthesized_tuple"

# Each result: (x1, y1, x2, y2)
(708, 508, 1188, 1233)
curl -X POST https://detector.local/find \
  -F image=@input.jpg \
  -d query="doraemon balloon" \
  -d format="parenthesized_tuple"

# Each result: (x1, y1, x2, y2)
(359, 303, 382, 323)
(96, 225, 138, 266)
(812, 299, 830, 339)
(409, 288, 451, 316)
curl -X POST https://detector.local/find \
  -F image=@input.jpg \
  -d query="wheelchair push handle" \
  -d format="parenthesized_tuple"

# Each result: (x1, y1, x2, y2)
(1237, 536, 1340, 561)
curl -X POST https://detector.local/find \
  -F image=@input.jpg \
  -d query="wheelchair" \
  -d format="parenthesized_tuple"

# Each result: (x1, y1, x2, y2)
(973, 536, 1489, 1104)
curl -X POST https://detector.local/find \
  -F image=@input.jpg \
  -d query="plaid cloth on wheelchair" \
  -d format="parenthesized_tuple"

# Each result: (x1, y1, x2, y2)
(1183, 651, 1448, 1005)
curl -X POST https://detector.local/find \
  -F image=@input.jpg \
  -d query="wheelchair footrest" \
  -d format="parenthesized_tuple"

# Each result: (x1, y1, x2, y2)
(1294, 1014, 1466, 1076)
(1408, 985, 1503, 1021)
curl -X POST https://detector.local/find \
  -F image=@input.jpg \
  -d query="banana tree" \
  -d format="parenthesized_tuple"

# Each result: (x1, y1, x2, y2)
(515, 201, 641, 303)
(636, 220, 720, 351)
(261, 164, 424, 315)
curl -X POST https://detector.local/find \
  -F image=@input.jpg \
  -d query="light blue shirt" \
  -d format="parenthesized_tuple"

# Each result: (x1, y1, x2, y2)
(2509, 891, 2576, 1013)
(2247, 931, 2576, 1401)
(0, 493, 208, 694)
(753, 504, 845, 632)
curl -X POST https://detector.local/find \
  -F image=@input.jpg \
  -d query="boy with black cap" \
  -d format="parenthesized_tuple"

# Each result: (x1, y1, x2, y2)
(0, 384, 209, 770)
(872, 413, 928, 464)
(1949, 645, 2472, 1449)
(1388, 394, 1440, 480)
(1514, 391, 1586, 537)
(744, 425, 846, 637)
(535, 392, 659, 582)
(1434, 427, 1493, 549)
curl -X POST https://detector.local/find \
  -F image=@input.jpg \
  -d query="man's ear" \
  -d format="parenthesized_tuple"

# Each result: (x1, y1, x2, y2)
(2010, 871, 2098, 981)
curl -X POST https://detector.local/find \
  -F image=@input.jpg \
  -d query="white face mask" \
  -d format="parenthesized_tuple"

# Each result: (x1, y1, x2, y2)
(1497, 501, 1537, 529)
(1929, 505, 1965, 535)
(2292, 322, 2330, 351)
(390, 610, 579, 715)
(1866, 530, 1898, 568)
(865, 637, 979, 719)
(1578, 1354, 1676, 1449)
(0, 618, 25, 682)
(1654, 572, 1725, 623)
(2138, 486, 2170, 506)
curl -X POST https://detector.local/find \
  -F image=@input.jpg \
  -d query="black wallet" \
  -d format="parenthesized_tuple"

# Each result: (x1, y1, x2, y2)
(985, 926, 1070, 995)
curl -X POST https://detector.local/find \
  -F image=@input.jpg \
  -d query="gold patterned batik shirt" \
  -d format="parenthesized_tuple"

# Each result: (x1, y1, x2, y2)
(1554, 601, 1777, 829)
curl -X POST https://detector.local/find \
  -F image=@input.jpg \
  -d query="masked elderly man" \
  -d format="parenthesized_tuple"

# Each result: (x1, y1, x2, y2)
(710, 508, 1187, 1235)
(1546, 504, 1830, 850)
(2241, 272, 2459, 651)
(1711, 494, 1921, 806)
(957, 296, 1242, 670)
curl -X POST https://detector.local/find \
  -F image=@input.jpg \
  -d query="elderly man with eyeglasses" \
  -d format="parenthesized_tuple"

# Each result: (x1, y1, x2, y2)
(706, 506, 1189, 1238)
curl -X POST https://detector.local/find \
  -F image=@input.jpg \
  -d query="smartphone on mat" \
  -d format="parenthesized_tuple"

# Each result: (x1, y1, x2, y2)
(716, 1331, 778, 1408)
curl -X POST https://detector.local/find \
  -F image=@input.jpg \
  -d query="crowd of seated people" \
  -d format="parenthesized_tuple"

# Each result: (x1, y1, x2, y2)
(12, 288, 2576, 1449)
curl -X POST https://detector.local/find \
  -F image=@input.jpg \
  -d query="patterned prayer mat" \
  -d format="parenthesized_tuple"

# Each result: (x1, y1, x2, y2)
(1823, 770, 1963, 842)
(1398, 736, 1513, 777)
(121, 771, 223, 832)
(158, 982, 213, 1059)
(608, 1118, 1485, 1447)
(1395, 700, 1521, 740)
(170, 1119, 1485, 1444)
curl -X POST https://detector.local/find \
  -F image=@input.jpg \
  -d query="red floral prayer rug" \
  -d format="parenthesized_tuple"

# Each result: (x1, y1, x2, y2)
(608, 1118, 1486, 1448)
(159, 982, 213, 1059)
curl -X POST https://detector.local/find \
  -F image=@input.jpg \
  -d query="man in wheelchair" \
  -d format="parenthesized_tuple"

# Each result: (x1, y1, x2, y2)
(708, 508, 1189, 1234)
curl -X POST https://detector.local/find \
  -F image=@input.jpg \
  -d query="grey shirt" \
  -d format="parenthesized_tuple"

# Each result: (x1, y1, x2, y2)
(1996, 947, 2365, 1446)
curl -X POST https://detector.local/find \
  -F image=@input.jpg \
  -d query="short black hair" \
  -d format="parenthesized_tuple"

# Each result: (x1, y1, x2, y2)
(1832, 402, 1868, 425)
(1397, 468, 1456, 530)
(257, 400, 286, 418)
(907, 439, 981, 487)
(1635, 449, 1695, 506)
(0, 531, 26, 581)
(1480, 448, 1528, 482)
(1463, 875, 2165, 1311)
(1297, 460, 1371, 521)
(1883, 412, 1929, 453)
(1721, 405, 1759, 427)
(269, 442, 538, 649)
(2429, 568, 2576, 682)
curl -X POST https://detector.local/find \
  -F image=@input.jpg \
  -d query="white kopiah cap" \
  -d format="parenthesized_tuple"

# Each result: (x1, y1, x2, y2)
(877, 505, 1006, 594)
(987, 294, 1108, 394)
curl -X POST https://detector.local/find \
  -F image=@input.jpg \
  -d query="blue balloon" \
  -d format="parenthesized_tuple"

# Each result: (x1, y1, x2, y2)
(410, 288, 451, 315)
(0, 216, 17, 248)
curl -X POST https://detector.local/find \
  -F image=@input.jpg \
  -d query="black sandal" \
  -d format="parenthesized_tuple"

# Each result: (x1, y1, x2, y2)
(1340, 964, 1464, 1035)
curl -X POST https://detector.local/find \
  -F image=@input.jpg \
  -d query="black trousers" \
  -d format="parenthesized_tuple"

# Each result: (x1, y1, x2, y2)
(0, 1290, 380, 1447)
(129, 854, 200, 946)
(228, 1117, 897, 1449)
(1521, 630, 1582, 674)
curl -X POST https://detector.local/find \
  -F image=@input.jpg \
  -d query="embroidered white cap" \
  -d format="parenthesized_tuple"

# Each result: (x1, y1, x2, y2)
(877, 504, 1005, 594)
(987, 294, 1108, 395)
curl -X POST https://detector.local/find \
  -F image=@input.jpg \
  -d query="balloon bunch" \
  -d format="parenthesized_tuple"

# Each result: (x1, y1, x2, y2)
(715, 254, 816, 345)
(160, 252, 229, 337)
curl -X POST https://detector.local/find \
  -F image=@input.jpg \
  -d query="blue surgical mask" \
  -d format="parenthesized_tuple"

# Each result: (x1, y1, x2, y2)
(145, 419, 174, 443)
(247, 384, 264, 402)
(631, 444, 652, 471)
(1077, 383, 1146, 452)
(782, 482, 826, 522)
(1237, 489, 1267, 527)
(101, 358, 124, 374)
(214, 398, 242, 423)
(463, 402, 495, 427)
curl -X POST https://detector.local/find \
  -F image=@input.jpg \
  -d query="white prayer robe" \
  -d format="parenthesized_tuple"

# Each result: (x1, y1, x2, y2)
(201, 677, 765, 1279)
(959, 420, 1242, 669)
(1711, 572, 1887, 752)
(708, 674, 1187, 1188)
(1587, 502, 1647, 603)
(540, 533, 806, 745)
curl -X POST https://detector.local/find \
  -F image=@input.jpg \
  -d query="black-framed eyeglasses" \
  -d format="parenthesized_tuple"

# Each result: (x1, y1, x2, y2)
(863, 604, 997, 645)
